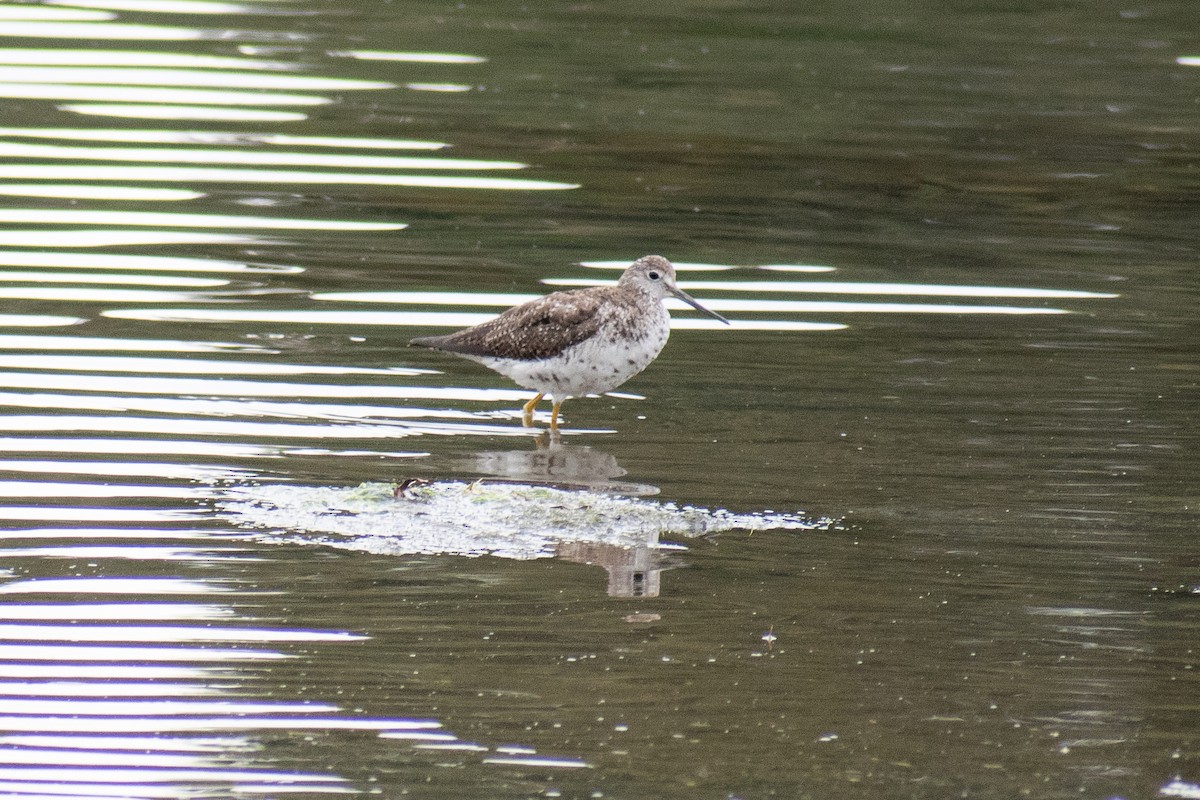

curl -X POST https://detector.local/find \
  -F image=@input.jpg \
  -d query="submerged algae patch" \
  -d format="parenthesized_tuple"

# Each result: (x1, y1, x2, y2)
(218, 480, 838, 560)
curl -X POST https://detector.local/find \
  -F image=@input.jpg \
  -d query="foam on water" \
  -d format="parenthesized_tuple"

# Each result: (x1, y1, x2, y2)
(218, 481, 839, 560)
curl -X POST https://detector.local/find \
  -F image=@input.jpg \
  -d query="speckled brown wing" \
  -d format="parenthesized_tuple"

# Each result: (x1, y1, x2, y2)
(411, 287, 610, 361)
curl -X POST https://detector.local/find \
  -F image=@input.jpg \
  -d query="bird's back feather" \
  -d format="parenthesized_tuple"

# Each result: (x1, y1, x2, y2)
(410, 287, 612, 361)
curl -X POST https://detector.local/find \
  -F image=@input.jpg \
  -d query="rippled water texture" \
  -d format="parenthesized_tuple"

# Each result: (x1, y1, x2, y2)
(0, 1, 1196, 798)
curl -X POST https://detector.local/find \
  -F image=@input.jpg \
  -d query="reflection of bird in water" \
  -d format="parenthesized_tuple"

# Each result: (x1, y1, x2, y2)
(411, 255, 728, 431)
(468, 433, 658, 495)
(476, 434, 619, 480)
(555, 540, 671, 598)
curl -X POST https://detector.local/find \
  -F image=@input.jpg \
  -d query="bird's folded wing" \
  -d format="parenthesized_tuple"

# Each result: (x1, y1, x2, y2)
(429, 290, 607, 361)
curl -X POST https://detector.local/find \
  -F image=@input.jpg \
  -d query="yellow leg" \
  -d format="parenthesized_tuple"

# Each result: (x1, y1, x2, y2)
(550, 400, 562, 432)
(521, 392, 544, 427)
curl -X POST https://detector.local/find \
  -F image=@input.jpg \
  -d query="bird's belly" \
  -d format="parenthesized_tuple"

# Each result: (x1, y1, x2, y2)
(480, 327, 668, 400)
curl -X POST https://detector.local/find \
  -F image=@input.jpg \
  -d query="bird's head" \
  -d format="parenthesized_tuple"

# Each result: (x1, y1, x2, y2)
(619, 255, 729, 324)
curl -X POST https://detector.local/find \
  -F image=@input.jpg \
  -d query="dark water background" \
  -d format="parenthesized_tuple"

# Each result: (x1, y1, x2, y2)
(0, 1, 1196, 798)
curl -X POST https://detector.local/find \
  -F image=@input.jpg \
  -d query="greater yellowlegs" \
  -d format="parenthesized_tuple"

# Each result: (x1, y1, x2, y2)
(411, 255, 729, 431)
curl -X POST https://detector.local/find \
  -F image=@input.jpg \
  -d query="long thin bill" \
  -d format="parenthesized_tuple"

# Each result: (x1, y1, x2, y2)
(670, 286, 730, 324)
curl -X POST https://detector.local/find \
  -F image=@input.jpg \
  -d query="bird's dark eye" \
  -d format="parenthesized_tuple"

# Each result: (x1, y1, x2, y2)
(648, 271, 660, 280)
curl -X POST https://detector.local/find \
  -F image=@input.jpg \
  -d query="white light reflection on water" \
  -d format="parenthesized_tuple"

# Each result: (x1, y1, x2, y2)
(0, 47, 294, 70)
(0, 66, 391, 91)
(482, 755, 591, 769)
(0, 21, 293, 41)
(0, 23, 595, 794)
(0, 83, 329, 106)
(406, 82, 473, 92)
(0, 734, 246, 750)
(318, 290, 539, 307)
(0, 141, 520, 170)
(0, 7, 114, 21)
(0, 209, 404, 230)
(674, 318, 847, 330)
(0, 765, 342, 787)
(0, 529, 211, 541)
(0, 183, 203, 200)
(0, 229, 267, 247)
(0, 272, 228, 287)
(64, 103, 310, 121)
(758, 264, 841, 272)
(0, 437, 421, 459)
(314, 290, 1067, 318)
(314, 289, 847, 310)
(0, 127, 448, 150)
(0, 603, 231, 621)
(0, 288, 216, 303)
(413, 741, 489, 751)
(0, 717, 437, 734)
(331, 50, 487, 64)
(581, 259, 836, 273)
(0, 398, 542, 442)
(0, 164, 578, 190)
(0, 611, 333, 650)
(103, 307, 844, 331)
(0, 643, 283, 663)
(0, 334, 265, 352)
(0, 681, 220, 696)
(0, 391, 537, 434)
(684, 299, 1069, 315)
(0, 481, 202, 499)
(0, 371, 531, 402)
(0, 393, 482, 424)
(0, 315, 83, 327)
(46, 0, 288, 15)
(545, 278, 1112, 306)
(0, 415, 453, 441)
(108, 308, 512, 327)
(0, 569, 583, 794)
(0, 355, 429, 376)
(618, 279, 1119, 299)
(0, 511, 200, 524)
(0, 768, 344, 794)
(0, 250, 302, 273)
(0, 577, 227, 594)
(0, 697, 341, 713)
